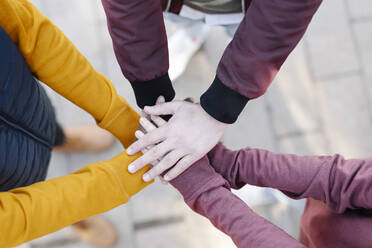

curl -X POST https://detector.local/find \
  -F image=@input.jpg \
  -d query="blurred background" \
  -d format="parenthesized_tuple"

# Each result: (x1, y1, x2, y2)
(23, 0, 372, 247)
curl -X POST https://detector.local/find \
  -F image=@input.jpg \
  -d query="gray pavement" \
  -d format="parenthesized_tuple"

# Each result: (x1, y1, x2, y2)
(24, 0, 372, 247)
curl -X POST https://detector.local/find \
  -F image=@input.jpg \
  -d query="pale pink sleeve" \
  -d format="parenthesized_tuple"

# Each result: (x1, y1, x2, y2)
(208, 143, 372, 213)
(171, 156, 306, 248)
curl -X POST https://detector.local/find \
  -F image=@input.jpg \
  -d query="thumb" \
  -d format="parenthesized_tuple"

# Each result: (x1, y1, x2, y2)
(156, 96, 166, 105)
(144, 101, 180, 116)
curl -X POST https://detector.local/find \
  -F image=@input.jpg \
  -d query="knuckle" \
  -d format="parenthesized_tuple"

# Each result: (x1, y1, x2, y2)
(149, 147, 160, 157)
(157, 159, 172, 171)
(180, 160, 191, 170)
(168, 169, 180, 179)
(162, 156, 173, 166)
(179, 163, 187, 171)
(142, 134, 153, 144)
(167, 136, 176, 145)
(154, 167, 164, 176)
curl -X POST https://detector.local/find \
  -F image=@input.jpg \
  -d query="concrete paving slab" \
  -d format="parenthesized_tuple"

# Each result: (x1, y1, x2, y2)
(316, 75, 372, 158)
(346, 0, 372, 20)
(278, 132, 330, 156)
(304, 0, 360, 79)
(267, 43, 320, 137)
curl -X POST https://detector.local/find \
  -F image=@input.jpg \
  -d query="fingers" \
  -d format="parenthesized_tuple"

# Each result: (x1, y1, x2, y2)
(151, 115, 167, 127)
(139, 117, 156, 133)
(127, 128, 164, 155)
(135, 130, 158, 167)
(136, 128, 169, 184)
(139, 96, 164, 130)
(143, 101, 181, 116)
(164, 155, 197, 181)
(156, 96, 165, 104)
(141, 150, 184, 182)
(135, 130, 145, 140)
(128, 140, 172, 174)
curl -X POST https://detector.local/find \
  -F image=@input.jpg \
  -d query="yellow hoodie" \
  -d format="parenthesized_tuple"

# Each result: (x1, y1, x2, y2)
(0, 0, 151, 246)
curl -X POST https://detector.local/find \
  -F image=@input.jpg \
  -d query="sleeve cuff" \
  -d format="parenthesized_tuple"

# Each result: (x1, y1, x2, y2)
(200, 76, 249, 124)
(131, 73, 175, 108)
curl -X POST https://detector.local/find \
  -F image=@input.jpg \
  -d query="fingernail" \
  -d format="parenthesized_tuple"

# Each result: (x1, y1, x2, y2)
(127, 148, 133, 155)
(135, 131, 141, 138)
(143, 174, 151, 182)
(128, 165, 136, 173)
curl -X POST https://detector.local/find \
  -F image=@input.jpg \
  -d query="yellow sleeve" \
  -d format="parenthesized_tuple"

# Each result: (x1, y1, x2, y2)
(0, 152, 150, 248)
(0, 0, 138, 148)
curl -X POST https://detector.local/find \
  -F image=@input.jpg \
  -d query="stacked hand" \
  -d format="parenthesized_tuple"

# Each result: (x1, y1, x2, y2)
(127, 96, 228, 182)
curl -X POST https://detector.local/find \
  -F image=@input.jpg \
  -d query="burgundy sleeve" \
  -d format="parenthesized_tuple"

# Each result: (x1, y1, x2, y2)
(208, 143, 372, 213)
(171, 157, 306, 248)
(201, 0, 322, 124)
(101, 0, 175, 108)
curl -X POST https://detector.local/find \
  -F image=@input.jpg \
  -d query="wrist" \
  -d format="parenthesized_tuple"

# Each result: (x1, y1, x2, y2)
(207, 143, 245, 189)
(200, 76, 249, 124)
(106, 152, 153, 197)
(131, 73, 175, 109)
(98, 96, 140, 148)
(170, 157, 230, 202)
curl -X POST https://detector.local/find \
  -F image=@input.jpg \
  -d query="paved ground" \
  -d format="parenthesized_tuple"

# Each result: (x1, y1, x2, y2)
(23, 0, 372, 247)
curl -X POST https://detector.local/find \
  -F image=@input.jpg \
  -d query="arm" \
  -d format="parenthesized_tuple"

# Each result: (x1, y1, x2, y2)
(0, 0, 138, 148)
(201, 0, 322, 123)
(0, 152, 151, 247)
(208, 143, 372, 213)
(171, 157, 305, 248)
(101, 0, 175, 108)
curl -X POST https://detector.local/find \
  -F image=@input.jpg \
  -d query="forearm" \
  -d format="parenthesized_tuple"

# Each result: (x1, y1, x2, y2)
(0, 0, 139, 147)
(188, 187, 305, 248)
(209, 144, 372, 213)
(170, 157, 303, 248)
(0, 152, 151, 247)
(101, 0, 175, 108)
(201, 0, 322, 123)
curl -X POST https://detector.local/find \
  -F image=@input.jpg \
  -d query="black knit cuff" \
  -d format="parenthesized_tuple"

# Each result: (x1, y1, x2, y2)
(200, 76, 249, 124)
(131, 73, 175, 108)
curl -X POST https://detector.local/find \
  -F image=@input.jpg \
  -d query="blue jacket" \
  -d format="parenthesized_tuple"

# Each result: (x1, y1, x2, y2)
(0, 26, 56, 191)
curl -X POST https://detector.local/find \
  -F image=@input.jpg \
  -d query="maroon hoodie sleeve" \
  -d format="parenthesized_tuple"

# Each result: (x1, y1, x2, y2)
(171, 156, 306, 248)
(201, 0, 322, 124)
(208, 143, 372, 213)
(101, 0, 175, 108)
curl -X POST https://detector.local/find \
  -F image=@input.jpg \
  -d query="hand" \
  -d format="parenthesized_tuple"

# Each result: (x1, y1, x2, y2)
(135, 96, 168, 184)
(134, 115, 229, 195)
(127, 99, 228, 182)
(134, 115, 167, 184)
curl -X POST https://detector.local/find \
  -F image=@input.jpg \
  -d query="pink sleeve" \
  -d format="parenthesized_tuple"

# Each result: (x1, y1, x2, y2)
(171, 157, 306, 248)
(200, 0, 322, 124)
(101, 0, 176, 108)
(217, 0, 322, 99)
(101, 0, 168, 83)
(208, 143, 372, 213)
